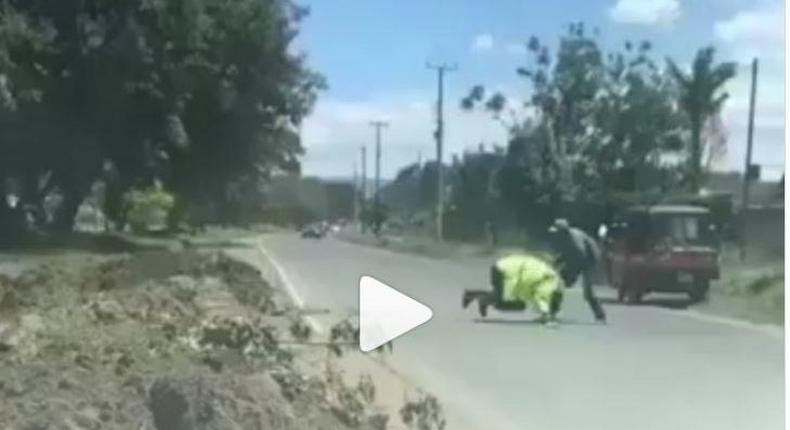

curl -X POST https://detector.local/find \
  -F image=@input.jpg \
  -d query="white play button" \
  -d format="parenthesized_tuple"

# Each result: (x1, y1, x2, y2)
(358, 275, 433, 352)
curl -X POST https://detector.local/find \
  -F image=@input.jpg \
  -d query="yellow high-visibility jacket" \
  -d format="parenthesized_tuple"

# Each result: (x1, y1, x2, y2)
(495, 254, 561, 314)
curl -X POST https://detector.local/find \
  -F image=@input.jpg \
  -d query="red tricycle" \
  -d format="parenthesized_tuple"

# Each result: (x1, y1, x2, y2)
(606, 205, 720, 304)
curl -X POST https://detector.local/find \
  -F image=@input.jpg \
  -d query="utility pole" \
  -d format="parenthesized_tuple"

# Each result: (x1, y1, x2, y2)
(370, 121, 389, 212)
(427, 62, 457, 242)
(360, 145, 367, 233)
(352, 163, 359, 225)
(740, 57, 759, 260)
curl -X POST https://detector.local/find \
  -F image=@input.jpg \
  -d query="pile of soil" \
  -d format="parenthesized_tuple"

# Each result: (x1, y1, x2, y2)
(0, 250, 384, 430)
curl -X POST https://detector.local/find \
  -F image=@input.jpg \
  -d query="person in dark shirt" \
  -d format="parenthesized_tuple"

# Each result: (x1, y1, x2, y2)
(548, 219, 607, 323)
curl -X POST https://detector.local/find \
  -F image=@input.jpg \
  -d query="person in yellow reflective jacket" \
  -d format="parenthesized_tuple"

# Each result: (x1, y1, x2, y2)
(462, 254, 564, 323)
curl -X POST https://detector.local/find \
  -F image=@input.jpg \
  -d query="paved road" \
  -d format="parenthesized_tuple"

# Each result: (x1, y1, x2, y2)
(260, 233, 784, 430)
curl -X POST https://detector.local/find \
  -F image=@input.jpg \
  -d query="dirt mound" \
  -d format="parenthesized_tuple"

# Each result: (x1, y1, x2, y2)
(0, 250, 381, 430)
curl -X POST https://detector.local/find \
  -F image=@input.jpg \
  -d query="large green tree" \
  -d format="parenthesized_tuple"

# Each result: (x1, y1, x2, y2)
(668, 46, 736, 192)
(0, 0, 323, 235)
(462, 24, 689, 233)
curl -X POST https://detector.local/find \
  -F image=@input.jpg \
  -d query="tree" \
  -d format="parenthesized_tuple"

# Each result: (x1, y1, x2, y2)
(462, 24, 687, 234)
(0, 0, 323, 236)
(588, 39, 685, 195)
(445, 148, 502, 240)
(668, 46, 736, 192)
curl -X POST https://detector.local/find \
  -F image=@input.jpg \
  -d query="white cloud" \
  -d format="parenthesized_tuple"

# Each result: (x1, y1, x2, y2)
(719, 64, 785, 179)
(300, 92, 512, 178)
(608, 0, 680, 25)
(714, 1, 784, 60)
(471, 33, 495, 53)
(712, 1, 785, 178)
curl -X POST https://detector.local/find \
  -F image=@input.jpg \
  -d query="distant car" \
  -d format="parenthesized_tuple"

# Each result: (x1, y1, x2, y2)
(301, 224, 325, 239)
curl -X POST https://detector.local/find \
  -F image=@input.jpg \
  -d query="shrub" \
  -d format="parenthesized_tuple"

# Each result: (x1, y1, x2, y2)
(124, 183, 175, 233)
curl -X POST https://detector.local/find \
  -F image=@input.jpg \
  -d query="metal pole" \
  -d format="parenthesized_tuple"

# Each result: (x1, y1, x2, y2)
(375, 126, 381, 208)
(427, 62, 457, 242)
(740, 58, 759, 260)
(369, 121, 389, 209)
(369, 121, 388, 235)
(352, 163, 359, 225)
(360, 146, 367, 233)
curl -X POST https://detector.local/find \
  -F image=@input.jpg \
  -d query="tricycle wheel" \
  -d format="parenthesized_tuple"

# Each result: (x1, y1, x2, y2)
(625, 289, 644, 305)
(688, 279, 710, 303)
(617, 285, 626, 303)
(618, 275, 642, 304)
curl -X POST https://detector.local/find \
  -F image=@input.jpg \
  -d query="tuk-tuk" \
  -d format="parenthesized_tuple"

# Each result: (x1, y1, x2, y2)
(606, 205, 720, 304)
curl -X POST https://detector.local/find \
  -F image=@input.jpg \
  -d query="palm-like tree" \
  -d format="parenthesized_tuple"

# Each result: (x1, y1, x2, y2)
(668, 46, 736, 192)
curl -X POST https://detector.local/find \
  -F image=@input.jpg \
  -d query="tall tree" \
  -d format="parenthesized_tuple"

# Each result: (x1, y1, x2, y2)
(668, 46, 736, 192)
(462, 24, 687, 234)
(0, 0, 323, 234)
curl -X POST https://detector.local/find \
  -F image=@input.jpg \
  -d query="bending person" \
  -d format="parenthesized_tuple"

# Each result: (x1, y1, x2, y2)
(463, 254, 563, 324)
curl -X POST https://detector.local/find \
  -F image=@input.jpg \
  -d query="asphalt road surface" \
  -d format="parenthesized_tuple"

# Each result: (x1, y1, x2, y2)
(260, 233, 784, 430)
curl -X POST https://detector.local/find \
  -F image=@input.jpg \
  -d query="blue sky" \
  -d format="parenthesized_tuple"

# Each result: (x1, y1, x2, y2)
(297, 0, 785, 181)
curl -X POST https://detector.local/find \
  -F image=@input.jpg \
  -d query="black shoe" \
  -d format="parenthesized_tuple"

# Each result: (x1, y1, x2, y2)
(478, 301, 488, 318)
(462, 292, 473, 309)
(595, 315, 607, 324)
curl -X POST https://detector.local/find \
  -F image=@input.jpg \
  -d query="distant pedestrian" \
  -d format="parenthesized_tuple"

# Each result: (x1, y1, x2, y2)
(548, 219, 607, 323)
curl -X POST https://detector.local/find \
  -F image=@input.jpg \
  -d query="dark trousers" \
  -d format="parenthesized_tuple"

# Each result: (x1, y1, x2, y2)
(580, 266, 606, 320)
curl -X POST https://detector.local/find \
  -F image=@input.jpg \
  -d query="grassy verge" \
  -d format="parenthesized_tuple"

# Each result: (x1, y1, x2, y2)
(336, 229, 545, 261)
(700, 258, 784, 326)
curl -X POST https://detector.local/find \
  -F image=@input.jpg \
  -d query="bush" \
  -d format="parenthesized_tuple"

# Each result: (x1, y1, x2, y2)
(123, 183, 175, 233)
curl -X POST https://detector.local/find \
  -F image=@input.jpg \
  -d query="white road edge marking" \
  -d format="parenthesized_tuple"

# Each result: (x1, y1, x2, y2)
(256, 242, 324, 335)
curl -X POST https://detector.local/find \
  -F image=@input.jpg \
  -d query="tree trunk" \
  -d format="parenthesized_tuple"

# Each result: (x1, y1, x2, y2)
(52, 173, 92, 233)
(53, 189, 82, 233)
(689, 119, 702, 193)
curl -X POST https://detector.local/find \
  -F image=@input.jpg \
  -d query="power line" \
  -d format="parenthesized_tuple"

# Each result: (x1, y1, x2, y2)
(427, 62, 457, 242)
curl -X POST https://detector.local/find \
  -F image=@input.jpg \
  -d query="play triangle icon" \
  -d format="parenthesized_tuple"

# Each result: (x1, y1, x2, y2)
(358, 275, 433, 352)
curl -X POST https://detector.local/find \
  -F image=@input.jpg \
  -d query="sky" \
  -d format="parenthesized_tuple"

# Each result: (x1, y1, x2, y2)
(296, 0, 785, 181)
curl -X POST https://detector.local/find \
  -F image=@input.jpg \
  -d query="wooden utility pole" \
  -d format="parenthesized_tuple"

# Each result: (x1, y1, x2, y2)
(360, 145, 367, 233)
(352, 163, 359, 224)
(740, 58, 759, 260)
(370, 120, 389, 221)
(427, 62, 457, 242)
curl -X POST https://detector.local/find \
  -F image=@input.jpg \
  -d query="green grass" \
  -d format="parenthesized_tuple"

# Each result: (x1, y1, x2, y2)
(335, 229, 553, 262)
(700, 257, 784, 326)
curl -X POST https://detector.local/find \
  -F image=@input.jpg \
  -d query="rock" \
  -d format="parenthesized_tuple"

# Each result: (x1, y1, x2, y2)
(167, 276, 198, 303)
(0, 314, 45, 357)
(4, 379, 25, 397)
(74, 354, 92, 369)
(71, 407, 101, 430)
(98, 408, 113, 423)
(89, 299, 125, 323)
(58, 377, 76, 390)
(123, 375, 146, 397)
(147, 377, 217, 430)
